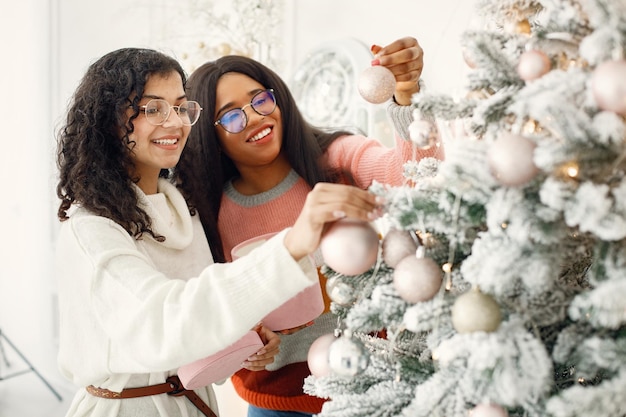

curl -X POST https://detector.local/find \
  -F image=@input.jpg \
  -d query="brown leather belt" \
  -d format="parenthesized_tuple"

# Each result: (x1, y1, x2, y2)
(86, 375, 217, 417)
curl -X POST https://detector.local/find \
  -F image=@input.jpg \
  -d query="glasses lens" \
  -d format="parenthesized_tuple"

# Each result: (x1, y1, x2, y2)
(144, 99, 169, 125)
(219, 109, 247, 133)
(251, 90, 276, 116)
(179, 101, 202, 126)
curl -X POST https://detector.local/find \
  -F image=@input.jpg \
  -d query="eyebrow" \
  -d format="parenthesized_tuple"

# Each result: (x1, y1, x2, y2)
(216, 88, 265, 116)
(142, 94, 188, 101)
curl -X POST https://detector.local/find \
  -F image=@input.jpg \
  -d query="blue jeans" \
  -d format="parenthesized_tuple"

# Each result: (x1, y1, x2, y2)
(247, 405, 312, 417)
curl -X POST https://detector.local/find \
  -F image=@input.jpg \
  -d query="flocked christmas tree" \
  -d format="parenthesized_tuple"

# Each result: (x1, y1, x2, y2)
(304, 0, 626, 416)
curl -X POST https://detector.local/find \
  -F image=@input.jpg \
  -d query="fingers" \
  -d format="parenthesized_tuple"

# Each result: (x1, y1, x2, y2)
(284, 183, 381, 260)
(371, 37, 424, 104)
(242, 325, 280, 371)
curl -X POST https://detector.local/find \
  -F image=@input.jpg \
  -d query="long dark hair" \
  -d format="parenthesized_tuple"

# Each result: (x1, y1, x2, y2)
(176, 55, 351, 262)
(56, 47, 188, 241)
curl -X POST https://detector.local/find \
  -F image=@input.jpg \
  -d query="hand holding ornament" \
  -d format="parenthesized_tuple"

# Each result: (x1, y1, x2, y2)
(362, 36, 424, 105)
(284, 183, 380, 261)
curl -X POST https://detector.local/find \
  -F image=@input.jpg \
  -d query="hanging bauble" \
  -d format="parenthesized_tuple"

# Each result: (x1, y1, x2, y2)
(517, 50, 551, 81)
(328, 335, 369, 377)
(591, 59, 626, 116)
(358, 65, 396, 104)
(462, 47, 477, 69)
(307, 333, 336, 377)
(320, 219, 379, 276)
(451, 287, 502, 333)
(325, 275, 357, 306)
(392, 248, 442, 303)
(487, 132, 539, 187)
(408, 118, 439, 149)
(382, 229, 419, 268)
(470, 403, 509, 417)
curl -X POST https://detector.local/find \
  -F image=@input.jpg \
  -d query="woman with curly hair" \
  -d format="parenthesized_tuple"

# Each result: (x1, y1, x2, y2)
(55, 47, 379, 417)
(176, 37, 444, 417)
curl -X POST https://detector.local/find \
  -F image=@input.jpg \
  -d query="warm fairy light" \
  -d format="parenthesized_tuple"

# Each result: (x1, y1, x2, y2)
(442, 263, 452, 273)
(565, 163, 579, 178)
(578, 377, 585, 384)
(522, 118, 539, 134)
(501, 222, 509, 229)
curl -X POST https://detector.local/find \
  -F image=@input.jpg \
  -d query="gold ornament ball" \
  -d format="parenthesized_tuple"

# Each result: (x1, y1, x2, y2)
(451, 288, 502, 333)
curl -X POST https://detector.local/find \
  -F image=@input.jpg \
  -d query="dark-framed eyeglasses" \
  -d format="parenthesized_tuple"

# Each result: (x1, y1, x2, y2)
(139, 99, 203, 126)
(214, 89, 276, 134)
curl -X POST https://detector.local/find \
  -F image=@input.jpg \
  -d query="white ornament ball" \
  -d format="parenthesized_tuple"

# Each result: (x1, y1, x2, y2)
(591, 59, 626, 115)
(382, 229, 419, 268)
(307, 333, 336, 377)
(451, 288, 502, 333)
(325, 275, 356, 306)
(517, 50, 551, 81)
(393, 255, 442, 303)
(470, 403, 509, 417)
(487, 133, 539, 187)
(358, 65, 396, 104)
(320, 219, 379, 276)
(408, 119, 439, 149)
(328, 336, 369, 377)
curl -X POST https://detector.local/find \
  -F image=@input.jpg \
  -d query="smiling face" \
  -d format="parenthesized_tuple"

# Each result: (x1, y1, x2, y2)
(127, 71, 191, 194)
(213, 72, 285, 173)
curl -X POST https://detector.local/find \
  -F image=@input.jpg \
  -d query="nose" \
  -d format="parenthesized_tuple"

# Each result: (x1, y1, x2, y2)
(162, 107, 184, 127)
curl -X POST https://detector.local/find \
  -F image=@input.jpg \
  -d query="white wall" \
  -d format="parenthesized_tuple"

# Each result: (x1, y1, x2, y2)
(0, 0, 478, 414)
(0, 0, 56, 376)
(284, 0, 478, 96)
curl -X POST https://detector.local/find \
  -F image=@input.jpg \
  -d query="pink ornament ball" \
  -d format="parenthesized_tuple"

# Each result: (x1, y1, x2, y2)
(307, 333, 336, 378)
(591, 59, 626, 116)
(382, 229, 419, 268)
(487, 133, 539, 187)
(517, 50, 551, 81)
(470, 403, 509, 417)
(358, 65, 396, 104)
(320, 219, 380, 276)
(392, 255, 442, 303)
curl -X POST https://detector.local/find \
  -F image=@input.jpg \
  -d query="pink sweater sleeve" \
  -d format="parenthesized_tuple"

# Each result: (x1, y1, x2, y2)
(325, 133, 444, 188)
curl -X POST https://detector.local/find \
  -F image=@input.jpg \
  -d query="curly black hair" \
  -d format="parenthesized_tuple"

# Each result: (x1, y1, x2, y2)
(56, 48, 188, 241)
(176, 55, 352, 262)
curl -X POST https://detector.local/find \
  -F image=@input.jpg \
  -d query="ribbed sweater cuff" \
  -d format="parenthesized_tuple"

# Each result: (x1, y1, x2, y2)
(233, 381, 326, 413)
(386, 101, 414, 141)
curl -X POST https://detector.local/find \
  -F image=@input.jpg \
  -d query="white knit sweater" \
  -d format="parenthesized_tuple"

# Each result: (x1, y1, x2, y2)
(55, 179, 318, 417)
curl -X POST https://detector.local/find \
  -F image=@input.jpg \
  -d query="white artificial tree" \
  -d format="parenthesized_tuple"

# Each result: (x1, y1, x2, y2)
(305, 0, 626, 416)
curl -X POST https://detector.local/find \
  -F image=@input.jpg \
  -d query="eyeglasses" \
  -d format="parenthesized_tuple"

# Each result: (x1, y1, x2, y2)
(214, 89, 276, 134)
(139, 99, 203, 126)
